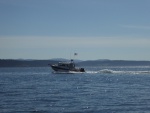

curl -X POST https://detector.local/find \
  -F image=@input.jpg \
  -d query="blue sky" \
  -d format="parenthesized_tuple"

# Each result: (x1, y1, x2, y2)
(0, 0, 150, 60)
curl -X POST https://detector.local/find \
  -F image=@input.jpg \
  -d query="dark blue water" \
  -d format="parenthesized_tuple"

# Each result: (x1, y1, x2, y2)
(0, 66, 150, 113)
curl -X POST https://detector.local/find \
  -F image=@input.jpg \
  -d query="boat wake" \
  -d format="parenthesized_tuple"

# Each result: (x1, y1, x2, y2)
(86, 69, 150, 75)
(52, 69, 150, 75)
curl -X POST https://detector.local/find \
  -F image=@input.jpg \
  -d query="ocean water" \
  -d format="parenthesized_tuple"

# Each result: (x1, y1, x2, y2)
(0, 66, 150, 113)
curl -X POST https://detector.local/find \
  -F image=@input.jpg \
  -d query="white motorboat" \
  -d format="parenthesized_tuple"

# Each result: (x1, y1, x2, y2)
(49, 59, 85, 72)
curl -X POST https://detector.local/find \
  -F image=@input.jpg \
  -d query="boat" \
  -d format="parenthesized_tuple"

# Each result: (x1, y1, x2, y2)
(49, 59, 85, 73)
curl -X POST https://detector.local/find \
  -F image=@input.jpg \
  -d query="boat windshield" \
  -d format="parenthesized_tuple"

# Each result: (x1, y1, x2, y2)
(58, 62, 75, 68)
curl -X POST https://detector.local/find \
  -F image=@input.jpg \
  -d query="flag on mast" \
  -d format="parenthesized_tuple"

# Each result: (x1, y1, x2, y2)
(74, 53, 78, 56)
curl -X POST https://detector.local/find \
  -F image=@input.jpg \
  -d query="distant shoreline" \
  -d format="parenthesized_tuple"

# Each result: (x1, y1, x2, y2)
(0, 59, 150, 67)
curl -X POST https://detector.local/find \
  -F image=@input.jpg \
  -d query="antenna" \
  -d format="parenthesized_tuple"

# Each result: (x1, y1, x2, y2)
(70, 51, 72, 60)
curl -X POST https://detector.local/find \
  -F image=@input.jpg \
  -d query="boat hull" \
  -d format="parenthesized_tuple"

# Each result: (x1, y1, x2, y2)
(51, 65, 85, 72)
(51, 65, 70, 72)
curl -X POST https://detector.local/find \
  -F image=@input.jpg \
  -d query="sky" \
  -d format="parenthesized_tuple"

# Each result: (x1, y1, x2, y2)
(0, 0, 150, 60)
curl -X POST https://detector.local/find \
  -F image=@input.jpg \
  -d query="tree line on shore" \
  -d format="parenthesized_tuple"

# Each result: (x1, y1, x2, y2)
(0, 59, 150, 67)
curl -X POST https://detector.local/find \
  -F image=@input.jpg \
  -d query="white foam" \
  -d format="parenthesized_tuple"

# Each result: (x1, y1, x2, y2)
(86, 69, 150, 75)
(52, 71, 85, 74)
(52, 69, 150, 75)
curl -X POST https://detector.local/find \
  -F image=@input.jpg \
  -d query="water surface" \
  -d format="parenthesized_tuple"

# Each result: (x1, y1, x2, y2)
(0, 66, 150, 113)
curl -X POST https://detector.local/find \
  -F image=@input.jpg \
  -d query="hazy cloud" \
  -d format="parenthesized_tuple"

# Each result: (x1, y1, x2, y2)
(0, 36, 150, 49)
(120, 25, 150, 30)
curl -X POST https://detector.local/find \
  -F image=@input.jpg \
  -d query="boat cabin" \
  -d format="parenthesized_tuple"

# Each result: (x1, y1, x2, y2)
(58, 62, 75, 69)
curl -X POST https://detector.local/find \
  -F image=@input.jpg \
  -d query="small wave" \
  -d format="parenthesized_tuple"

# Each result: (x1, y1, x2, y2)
(98, 69, 115, 74)
(133, 71, 150, 74)
(141, 71, 150, 74)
